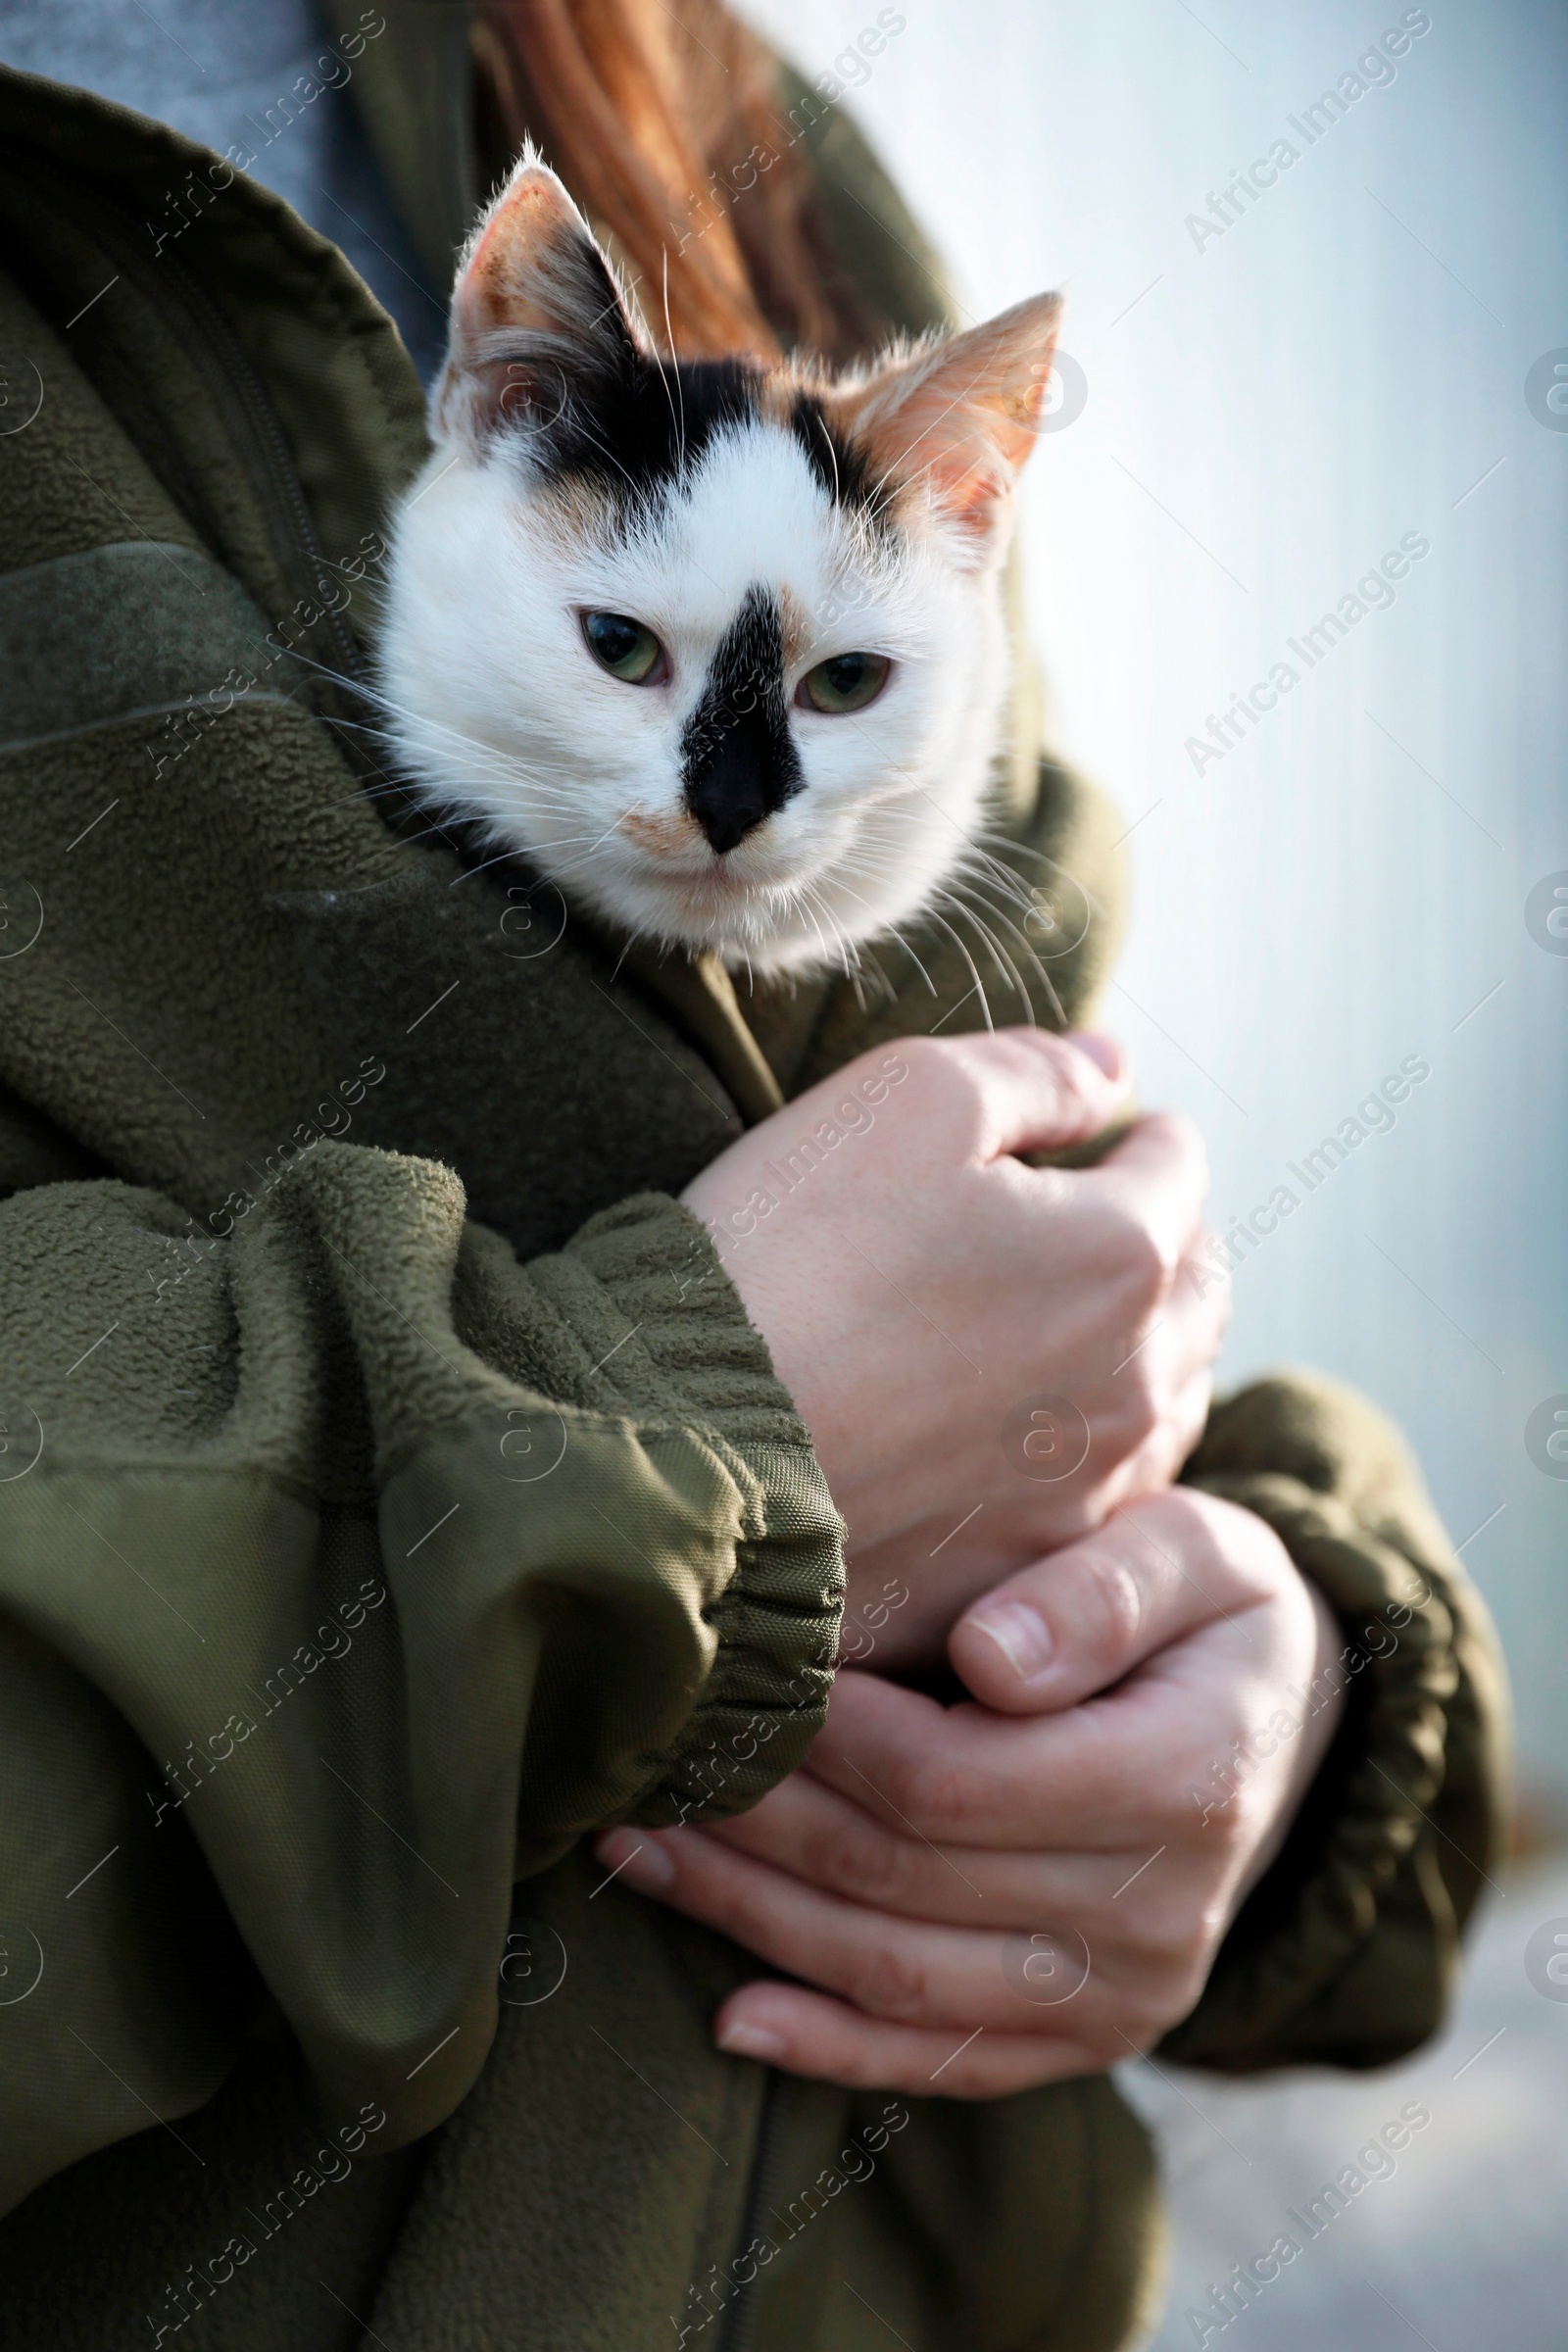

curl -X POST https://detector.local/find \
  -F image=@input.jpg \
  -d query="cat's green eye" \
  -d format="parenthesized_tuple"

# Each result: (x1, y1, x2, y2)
(581, 610, 666, 684)
(797, 651, 891, 714)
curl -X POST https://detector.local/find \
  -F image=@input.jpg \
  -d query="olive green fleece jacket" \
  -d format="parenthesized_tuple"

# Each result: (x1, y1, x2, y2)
(0, 23, 1507, 2352)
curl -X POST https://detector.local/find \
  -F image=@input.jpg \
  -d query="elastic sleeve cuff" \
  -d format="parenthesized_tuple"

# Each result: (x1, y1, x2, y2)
(531, 1193, 848, 1828)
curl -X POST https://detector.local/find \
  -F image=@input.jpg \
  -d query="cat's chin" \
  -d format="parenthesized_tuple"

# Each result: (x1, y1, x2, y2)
(545, 845, 876, 975)
(579, 860, 813, 968)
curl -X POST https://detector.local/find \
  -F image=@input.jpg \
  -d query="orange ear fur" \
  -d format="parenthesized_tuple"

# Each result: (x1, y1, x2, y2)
(454, 161, 616, 347)
(827, 293, 1063, 551)
(435, 154, 643, 443)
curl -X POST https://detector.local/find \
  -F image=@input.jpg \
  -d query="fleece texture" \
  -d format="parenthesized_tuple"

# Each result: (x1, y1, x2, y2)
(0, 27, 1507, 2352)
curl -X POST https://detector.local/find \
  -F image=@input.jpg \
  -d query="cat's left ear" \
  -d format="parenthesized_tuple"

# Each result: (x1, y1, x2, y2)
(433, 151, 644, 448)
(829, 294, 1063, 561)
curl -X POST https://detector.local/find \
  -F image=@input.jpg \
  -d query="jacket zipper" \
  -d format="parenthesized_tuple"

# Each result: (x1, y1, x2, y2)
(716, 2069, 784, 2352)
(149, 243, 368, 699)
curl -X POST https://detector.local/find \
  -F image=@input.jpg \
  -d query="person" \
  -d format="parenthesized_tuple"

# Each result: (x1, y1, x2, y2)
(0, 3, 1506, 2347)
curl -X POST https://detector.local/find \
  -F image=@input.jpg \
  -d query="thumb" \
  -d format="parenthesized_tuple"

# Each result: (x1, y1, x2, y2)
(1069, 1031, 1124, 1081)
(949, 1028, 1132, 1161)
(947, 1508, 1216, 1715)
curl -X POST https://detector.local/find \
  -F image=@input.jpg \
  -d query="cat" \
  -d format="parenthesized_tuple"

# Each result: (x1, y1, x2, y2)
(378, 149, 1061, 981)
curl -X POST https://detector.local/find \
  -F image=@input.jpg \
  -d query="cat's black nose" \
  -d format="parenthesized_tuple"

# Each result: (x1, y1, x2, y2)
(680, 586, 804, 857)
(685, 734, 788, 855)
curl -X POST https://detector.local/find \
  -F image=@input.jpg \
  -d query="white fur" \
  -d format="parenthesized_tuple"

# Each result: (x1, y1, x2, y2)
(378, 410, 1014, 976)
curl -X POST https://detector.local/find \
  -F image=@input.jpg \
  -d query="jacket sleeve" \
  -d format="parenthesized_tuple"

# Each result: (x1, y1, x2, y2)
(0, 1148, 843, 2217)
(1159, 1368, 1510, 2072)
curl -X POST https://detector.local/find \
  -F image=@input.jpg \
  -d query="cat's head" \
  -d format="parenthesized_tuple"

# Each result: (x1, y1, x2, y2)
(381, 152, 1060, 974)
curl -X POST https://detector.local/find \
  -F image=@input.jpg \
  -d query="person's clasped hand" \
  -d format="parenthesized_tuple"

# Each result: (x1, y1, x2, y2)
(595, 1489, 1344, 2094)
(598, 1026, 1346, 2095)
(679, 1027, 1232, 1664)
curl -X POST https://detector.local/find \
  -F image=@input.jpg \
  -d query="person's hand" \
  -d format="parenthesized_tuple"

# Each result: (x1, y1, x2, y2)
(594, 1490, 1344, 2096)
(681, 1029, 1229, 1666)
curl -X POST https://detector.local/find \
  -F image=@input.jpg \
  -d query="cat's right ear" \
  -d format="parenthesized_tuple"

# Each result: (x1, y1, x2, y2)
(433, 153, 642, 449)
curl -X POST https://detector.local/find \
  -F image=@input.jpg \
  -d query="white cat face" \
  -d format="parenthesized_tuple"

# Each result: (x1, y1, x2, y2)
(378, 154, 1059, 975)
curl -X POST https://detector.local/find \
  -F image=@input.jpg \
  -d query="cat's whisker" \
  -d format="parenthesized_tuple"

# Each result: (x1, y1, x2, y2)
(547, 399, 645, 502)
(373, 814, 470, 857)
(809, 885, 863, 986)
(834, 931, 895, 1010)
(933, 890, 1036, 1020)
(789, 882, 839, 975)
(817, 894, 867, 989)
(952, 841, 1063, 921)
(284, 651, 381, 707)
(387, 720, 578, 779)
(906, 902, 995, 1032)
(657, 252, 688, 474)
(950, 850, 1085, 1025)
(337, 654, 593, 806)
(948, 869, 1058, 986)
(454, 834, 607, 887)
(931, 887, 1019, 995)
(952, 884, 1067, 1025)
(949, 842, 1047, 904)
(782, 874, 859, 986)
(382, 710, 587, 789)
(349, 692, 592, 794)
(970, 827, 1106, 921)
(814, 873, 949, 1004)
(949, 859, 1064, 954)
(368, 771, 586, 827)
(535, 822, 623, 884)
(448, 841, 535, 885)
(884, 779, 1047, 915)
(798, 889, 849, 983)
(381, 740, 592, 811)
(795, 863, 940, 998)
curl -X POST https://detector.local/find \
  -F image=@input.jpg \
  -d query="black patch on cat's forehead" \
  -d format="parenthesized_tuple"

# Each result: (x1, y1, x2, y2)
(523, 344, 762, 512)
(516, 328, 877, 522)
(787, 391, 879, 518)
(680, 586, 805, 856)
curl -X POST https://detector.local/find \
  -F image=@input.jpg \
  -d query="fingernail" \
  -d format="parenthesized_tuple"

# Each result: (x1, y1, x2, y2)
(965, 1597, 1055, 1683)
(1068, 1030, 1124, 1083)
(596, 1830, 674, 1890)
(717, 2019, 788, 2063)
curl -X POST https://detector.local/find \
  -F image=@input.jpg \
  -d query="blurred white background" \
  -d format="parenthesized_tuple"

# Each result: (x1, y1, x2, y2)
(738, 2, 1567, 2342)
